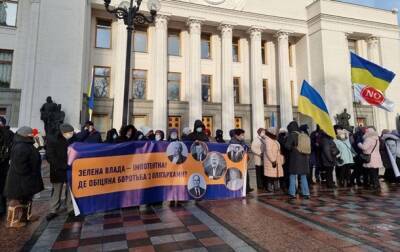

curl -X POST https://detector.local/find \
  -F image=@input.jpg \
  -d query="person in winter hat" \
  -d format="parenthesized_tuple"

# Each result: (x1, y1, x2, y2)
(46, 123, 77, 220)
(215, 129, 225, 143)
(264, 127, 284, 192)
(358, 127, 383, 190)
(4, 127, 44, 228)
(187, 120, 209, 142)
(251, 128, 266, 189)
(168, 128, 180, 142)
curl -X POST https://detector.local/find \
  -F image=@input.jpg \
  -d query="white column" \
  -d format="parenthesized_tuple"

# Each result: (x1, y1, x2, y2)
(219, 24, 234, 138)
(112, 20, 127, 131)
(187, 18, 202, 124)
(18, 0, 41, 127)
(275, 31, 293, 128)
(212, 34, 222, 103)
(248, 27, 264, 138)
(368, 36, 387, 132)
(152, 15, 169, 132)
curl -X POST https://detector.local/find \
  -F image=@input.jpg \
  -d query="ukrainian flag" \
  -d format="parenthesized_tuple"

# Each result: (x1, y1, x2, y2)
(351, 52, 395, 92)
(298, 80, 335, 138)
(88, 71, 95, 121)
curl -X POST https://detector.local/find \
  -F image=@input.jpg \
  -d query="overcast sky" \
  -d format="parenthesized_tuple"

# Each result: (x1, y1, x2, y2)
(340, 0, 400, 23)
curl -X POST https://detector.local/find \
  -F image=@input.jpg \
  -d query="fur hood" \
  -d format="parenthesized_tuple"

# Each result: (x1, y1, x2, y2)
(363, 128, 379, 140)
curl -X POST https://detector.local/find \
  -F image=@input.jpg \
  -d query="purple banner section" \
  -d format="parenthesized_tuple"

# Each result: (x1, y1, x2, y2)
(68, 141, 247, 215)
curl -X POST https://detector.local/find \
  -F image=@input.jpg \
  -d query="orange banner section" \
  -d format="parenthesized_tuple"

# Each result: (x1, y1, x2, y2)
(72, 152, 247, 198)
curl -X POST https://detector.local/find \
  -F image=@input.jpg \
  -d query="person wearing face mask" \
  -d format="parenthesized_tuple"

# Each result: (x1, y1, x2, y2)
(187, 120, 209, 142)
(168, 128, 179, 142)
(117, 125, 137, 143)
(334, 129, 356, 187)
(155, 130, 165, 141)
(251, 128, 266, 190)
(215, 129, 225, 143)
(45, 124, 77, 221)
(4, 127, 44, 228)
(105, 128, 119, 143)
(76, 121, 102, 143)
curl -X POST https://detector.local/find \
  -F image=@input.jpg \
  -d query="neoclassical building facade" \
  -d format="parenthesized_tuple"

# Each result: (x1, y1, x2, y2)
(0, 0, 400, 139)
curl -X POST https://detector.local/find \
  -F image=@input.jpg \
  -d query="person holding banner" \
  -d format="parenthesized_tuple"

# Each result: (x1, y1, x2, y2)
(188, 120, 209, 142)
(46, 123, 77, 220)
(76, 121, 102, 143)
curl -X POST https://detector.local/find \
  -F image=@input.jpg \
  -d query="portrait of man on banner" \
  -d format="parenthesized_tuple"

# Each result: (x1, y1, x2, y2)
(187, 173, 207, 199)
(227, 144, 244, 163)
(191, 141, 208, 161)
(166, 141, 188, 164)
(204, 152, 227, 180)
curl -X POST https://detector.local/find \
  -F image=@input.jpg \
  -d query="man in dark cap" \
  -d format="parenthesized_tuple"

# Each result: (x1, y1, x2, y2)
(76, 121, 102, 143)
(0, 116, 14, 216)
(46, 123, 77, 220)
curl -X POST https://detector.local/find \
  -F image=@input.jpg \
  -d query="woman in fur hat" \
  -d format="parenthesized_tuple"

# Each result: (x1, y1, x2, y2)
(263, 127, 284, 192)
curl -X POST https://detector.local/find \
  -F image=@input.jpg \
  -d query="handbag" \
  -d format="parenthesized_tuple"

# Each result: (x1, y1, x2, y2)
(359, 140, 377, 163)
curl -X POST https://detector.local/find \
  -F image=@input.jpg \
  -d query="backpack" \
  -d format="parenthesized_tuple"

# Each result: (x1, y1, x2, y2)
(295, 132, 311, 155)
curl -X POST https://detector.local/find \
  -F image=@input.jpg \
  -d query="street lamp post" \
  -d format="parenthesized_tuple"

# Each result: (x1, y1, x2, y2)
(104, 0, 160, 126)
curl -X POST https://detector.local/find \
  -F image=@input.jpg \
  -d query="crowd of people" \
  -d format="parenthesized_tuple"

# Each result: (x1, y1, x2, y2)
(0, 114, 399, 228)
(251, 121, 400, 200)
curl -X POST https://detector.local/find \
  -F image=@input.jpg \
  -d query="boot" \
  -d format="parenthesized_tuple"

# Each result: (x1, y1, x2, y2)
(7, 205, 27, 228)
(26, 202, 39, 222)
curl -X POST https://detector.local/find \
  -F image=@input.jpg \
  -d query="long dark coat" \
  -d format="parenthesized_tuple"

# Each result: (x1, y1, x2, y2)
(187, 120, 209, 142)
(0, 127, 14, 195)
(320, 135, 337, 167)
(4, 135, 44, 200)
(46, 134, 71, 183)
(284, 121, 310, 175)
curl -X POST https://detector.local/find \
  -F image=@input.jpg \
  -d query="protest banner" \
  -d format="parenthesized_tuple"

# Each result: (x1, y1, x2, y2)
(67, 141, 248, 215)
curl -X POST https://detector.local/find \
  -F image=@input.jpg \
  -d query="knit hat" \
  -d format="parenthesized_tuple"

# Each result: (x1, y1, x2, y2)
(17, 126, 33, 137)
(0, 116, 6, 126)
(182, 127, 192, 135)
(267, 127, 277, 136)
(60, 123, 74, 133)
(279, 128, 287, 134)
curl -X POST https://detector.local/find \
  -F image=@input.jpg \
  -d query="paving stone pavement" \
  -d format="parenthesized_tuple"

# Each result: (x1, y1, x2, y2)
(30, 204, 251, 252)
(2, 166, 400, 252)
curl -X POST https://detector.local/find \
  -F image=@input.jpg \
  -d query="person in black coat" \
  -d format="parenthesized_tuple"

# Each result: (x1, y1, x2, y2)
(105, 128, 118, 143)
(215, 129, 225, 143)
(319, 131, 339, 188)
(0, 116, 14, 216)
(116, 125, 137, 143)
(187, 120, 209, 142)
(4, 127, 44, 228)
(76, 121, 102, 143)
(46, 124, 77, 220)
(284, 121, 310, 199)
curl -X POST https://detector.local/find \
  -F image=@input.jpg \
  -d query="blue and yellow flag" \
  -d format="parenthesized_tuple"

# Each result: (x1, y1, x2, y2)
(88, 73, 95, 121)
(351, 52, 395, 92)
(298, 80, 335, 138)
